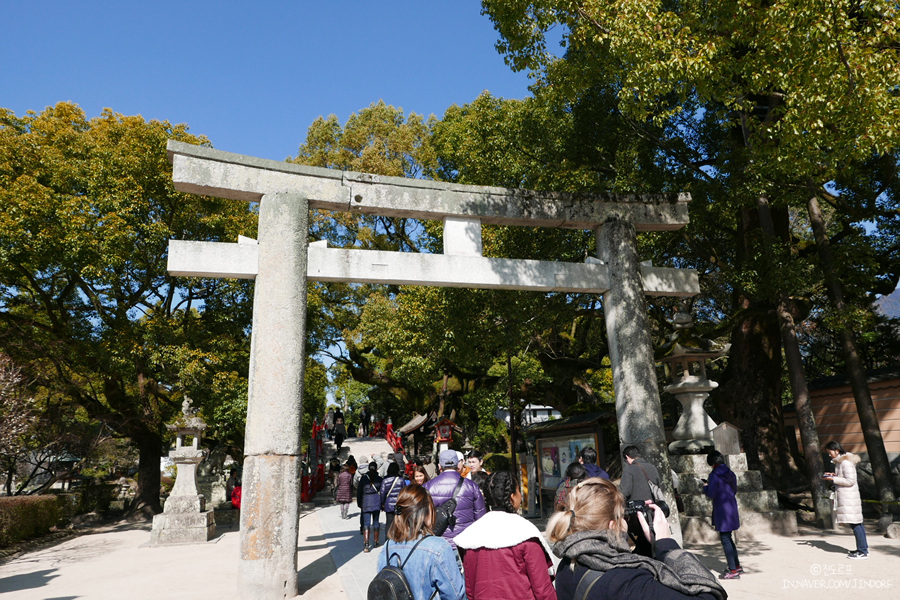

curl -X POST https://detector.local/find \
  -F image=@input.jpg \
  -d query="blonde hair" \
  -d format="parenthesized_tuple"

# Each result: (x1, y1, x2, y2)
(546, 477, 626, 543)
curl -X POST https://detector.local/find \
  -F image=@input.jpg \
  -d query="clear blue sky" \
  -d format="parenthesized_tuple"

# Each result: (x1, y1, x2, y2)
(2, 2, 536, 161)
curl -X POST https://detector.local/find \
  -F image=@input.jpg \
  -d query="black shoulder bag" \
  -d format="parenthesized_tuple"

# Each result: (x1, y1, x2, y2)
(432, 476, 465, 536)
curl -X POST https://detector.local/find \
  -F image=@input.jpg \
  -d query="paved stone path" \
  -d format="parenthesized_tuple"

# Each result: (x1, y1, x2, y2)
(1, 435, 898, 599)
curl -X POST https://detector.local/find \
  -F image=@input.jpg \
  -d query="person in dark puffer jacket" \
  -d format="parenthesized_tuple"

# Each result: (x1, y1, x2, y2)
(424, 449, 486, 547)
(357, 461, 383, 552)
(380, 462, 408, 535)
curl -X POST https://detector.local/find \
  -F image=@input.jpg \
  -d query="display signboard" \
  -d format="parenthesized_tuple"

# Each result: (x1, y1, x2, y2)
(536, 433, 599, 490)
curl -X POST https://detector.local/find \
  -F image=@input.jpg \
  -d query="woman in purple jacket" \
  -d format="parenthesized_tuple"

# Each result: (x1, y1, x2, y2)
(703, 451, 742, 579)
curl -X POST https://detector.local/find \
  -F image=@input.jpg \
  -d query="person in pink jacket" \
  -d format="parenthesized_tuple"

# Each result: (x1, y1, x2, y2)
(454, 471, 556, 600)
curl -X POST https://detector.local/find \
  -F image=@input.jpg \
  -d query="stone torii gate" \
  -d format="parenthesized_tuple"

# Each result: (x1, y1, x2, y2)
(165, 140, 699, 599)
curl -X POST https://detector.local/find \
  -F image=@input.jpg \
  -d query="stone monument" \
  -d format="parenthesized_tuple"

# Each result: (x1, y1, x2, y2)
(659, 307, 723, 454)
(657, 312, 798, 540)
(149, 398, 216, 544)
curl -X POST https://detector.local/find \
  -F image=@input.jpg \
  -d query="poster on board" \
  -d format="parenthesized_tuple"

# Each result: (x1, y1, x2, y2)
(541, 446, 559, 478)
(537, 433, 598, 490)
(559, 446, 571, 474)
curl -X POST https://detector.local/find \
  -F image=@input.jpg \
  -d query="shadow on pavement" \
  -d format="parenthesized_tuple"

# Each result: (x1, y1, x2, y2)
(297, 552, 338, 595)
(0, 568, 60, 592)
(687, 538, 773, 575)
(872, 542, 900, 558)
(795, 537, 852, 555)
(321, 528, 366, 571)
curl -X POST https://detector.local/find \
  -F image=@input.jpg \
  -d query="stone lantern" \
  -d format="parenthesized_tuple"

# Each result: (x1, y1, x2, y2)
(150, 397, 216, 544)
(659, 308, 726, 454)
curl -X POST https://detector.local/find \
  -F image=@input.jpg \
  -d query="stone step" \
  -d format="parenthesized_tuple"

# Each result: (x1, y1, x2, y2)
(681, 510, 798, 544)
(678, 470, 763, 494)
(149, 509, 216, 545)
(670, 453, 748, 473)
(681, 489, 780, 515)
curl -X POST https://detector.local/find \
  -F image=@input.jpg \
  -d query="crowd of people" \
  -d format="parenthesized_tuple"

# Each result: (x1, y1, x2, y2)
(324, 405, 386, 449)
(326, 443, 727, 600)
(322, 427, 869, 600)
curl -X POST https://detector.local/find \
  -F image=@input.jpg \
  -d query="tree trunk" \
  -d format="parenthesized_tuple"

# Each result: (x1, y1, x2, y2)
(3, 460, 13, 496)
(714, 208, 797, 486)
(716, 302, 796, 485)
(128, 431, 163, 519)
(807, 194, 897, 515)
(508, 355, 518, 477)
(756, 194, 832, 526)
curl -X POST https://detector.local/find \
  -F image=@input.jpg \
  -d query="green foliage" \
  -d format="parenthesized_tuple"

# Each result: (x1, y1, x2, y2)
(79, 437, 138, 480)
(466, 386, 510, 453)
(484, 0, 900, 178)
(0, 103, 258, 510)
(482, 0, 900, 379)
(483, 453, 510, 472)
(0, 495, 61, 547)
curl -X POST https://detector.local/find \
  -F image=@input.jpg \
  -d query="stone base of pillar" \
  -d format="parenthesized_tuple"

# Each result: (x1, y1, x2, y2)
(239, 453, 300, 600)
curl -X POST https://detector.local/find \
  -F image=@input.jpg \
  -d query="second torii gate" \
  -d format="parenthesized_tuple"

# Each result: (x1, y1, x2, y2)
(165, 140, 699, 599)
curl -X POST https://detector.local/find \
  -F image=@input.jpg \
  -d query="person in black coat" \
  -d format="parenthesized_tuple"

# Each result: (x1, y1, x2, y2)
(619, 445, 662, 557)
(333, 416, 347, 452)
(379, 462, 408, 535)
(548, 477, 726, 600)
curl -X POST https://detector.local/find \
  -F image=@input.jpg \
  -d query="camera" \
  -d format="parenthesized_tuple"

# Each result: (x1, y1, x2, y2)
(624, 499, 671, 521)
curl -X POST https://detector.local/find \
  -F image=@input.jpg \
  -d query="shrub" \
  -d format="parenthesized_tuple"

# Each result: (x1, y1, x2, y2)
(77, 482, 117, 514)
(0, 495, 61, 547)
(484, 453, 510, 473)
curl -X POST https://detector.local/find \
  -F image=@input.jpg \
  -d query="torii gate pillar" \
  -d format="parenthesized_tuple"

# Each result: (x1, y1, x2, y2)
(597, 219, 679, 542)
(239, 193, 309, 598)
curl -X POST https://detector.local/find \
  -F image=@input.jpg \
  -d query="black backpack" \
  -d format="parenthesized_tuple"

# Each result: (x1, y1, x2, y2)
(368, 536, 429, 600)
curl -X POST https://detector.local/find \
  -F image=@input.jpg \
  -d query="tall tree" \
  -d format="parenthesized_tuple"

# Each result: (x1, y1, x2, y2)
(0, 103, 257, 515)
(482, 0, 900, 503)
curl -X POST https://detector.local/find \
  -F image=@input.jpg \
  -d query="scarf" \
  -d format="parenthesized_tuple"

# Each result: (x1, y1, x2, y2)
(553, 529, 726, 600)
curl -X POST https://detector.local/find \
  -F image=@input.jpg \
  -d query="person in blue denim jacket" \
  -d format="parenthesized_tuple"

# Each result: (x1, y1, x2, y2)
(375, 484, 465, 600)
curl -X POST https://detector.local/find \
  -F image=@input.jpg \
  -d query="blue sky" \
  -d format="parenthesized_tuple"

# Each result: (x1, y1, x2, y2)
(2, 2, 536, 161)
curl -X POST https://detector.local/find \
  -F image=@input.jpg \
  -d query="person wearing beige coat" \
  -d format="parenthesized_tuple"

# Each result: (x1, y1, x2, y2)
(823, 441, 868, 559)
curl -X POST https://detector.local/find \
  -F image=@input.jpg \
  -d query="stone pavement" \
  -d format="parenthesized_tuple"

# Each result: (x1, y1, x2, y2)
(2, 434, 898, 599)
